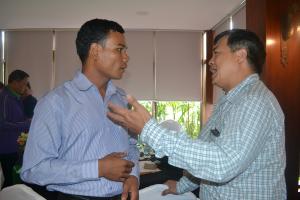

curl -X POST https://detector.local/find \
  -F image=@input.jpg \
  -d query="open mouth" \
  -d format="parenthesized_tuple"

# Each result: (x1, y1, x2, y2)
(119, 68, 126, 73)
(210, 68, 217, 78)
(120, 64, 127, 70)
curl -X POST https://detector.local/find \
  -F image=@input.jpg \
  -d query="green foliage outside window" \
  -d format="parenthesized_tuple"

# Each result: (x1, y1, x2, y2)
(139, 101, 201, 139)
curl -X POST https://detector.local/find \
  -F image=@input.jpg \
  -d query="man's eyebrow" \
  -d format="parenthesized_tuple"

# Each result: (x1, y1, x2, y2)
(117, 44, 127, 48)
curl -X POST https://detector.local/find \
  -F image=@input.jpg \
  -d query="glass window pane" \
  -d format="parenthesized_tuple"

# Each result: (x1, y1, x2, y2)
(156, 101, 201, 139)
(139, 101, 153, 115)
(136, 100, 201, 158)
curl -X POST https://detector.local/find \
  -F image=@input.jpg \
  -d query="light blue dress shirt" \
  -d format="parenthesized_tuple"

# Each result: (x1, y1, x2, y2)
(141, 74, 286, 199)
(21, 71, 139, 197)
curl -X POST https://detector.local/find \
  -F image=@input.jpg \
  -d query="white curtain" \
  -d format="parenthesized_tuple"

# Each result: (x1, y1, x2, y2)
(155, 31, 202, 101)
(5, 31, 53, 99)
(113, 31, 154, 100)
(54, 30, 81, 87)
(232, 6, 246, 29)
(5, 30, 203, 101)
(0, 31, 4, 83)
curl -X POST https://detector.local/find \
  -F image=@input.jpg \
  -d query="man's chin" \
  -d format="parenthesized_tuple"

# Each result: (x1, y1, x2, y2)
(211, 77, 217, 85)
(112, 74, 123, 80)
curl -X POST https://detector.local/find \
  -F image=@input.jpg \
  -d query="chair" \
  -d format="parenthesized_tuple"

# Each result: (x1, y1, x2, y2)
(0, 184, 46, 200)
(159, 119, 182, 132)
(139, 184, 198, 200)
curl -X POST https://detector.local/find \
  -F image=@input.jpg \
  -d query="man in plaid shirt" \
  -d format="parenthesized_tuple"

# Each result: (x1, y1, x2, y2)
(108, 29, 286, 199)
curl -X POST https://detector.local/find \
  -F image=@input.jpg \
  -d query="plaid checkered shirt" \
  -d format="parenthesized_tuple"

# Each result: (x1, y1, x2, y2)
(141, 74, 286, 199)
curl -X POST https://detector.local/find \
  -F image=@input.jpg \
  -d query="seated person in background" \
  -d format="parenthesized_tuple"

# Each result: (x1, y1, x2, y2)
(21, 18, 139, 200)
(22, 82, 37, 119)
(0, 70, 31, 187)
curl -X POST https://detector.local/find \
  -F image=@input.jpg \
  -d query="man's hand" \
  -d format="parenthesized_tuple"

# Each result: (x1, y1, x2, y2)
(122, 175, 139, 200)
(98, 152, 134, 182)
(107, 95, 151, 134)
(162, 180, 178, 196)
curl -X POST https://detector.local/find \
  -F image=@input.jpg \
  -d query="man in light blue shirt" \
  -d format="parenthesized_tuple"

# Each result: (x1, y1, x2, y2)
(107, 29, 286, 199)
(21, 19, 139, 200)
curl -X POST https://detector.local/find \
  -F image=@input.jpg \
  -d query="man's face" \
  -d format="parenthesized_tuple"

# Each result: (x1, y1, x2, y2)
(94, 31, 129, 80)
(209, 36, 239, 92)
(14, 78, 29, 95)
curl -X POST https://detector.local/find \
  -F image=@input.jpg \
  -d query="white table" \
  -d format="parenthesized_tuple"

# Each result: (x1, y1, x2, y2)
(139, 184, 198, 200)
(0, 184, 46, 200)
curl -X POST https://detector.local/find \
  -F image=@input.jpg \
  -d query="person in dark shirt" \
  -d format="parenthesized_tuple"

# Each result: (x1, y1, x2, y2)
(0, 70, 31, 187)
(22, 82, 37, 119)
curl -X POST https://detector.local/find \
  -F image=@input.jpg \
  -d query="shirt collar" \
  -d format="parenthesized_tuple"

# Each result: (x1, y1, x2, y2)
(72, 70, 118, 97)
(106, 81, 118, 98)
(224, 73, 259, 104)
(72, 71, 93, 91)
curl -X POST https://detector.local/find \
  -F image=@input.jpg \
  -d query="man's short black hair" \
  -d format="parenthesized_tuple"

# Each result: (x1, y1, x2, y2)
(76, 18, 125, 65)
(8, 70, 29, 83)
(214, 29, 266, 74)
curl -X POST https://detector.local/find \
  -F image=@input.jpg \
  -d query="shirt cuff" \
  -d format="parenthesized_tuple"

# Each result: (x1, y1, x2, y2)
(176, 176, 199, 194)
(84, 160, 100, 178)
(130, 163, 140, 182)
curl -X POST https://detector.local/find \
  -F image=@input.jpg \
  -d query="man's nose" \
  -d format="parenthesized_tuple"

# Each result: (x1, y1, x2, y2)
(208, 57, 214, 67)
(123, 53, 129, 63)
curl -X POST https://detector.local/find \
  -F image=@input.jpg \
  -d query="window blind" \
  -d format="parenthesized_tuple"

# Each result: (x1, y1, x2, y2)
(5, 30, 53, 98)
(54, 30, 81, 87)
(113, 31, 154, 100)
(155, 31, 202, 101)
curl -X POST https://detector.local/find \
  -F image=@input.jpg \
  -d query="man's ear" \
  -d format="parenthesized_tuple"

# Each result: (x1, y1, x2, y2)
(235, 48, 248, 64)
(90, 43, 102, 60)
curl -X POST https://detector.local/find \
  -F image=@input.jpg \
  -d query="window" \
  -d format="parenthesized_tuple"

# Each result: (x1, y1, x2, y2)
(138, 100, 201, 158)
(140, 100, 201, 138)
(117, 31, 204, 157)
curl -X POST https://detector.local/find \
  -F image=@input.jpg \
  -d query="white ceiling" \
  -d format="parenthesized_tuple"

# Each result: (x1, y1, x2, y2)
(0, 0, 245, 30)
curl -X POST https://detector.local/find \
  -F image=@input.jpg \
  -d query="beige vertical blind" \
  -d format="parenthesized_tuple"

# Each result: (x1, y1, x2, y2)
(232, 6, 246, 29)
(113, 31, 154, 100)
(155, 31, 202, 101)
(5, 31, 53, 98)
(4, 30, 203, 101)
(0, 33, 2, 60)
(214, 18, 231, 36)
(54, 30, 81, 87)
(0, 31, 4, 82)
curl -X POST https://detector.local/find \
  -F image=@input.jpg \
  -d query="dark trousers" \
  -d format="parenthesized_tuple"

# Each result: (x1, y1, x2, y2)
(57, 192, 127, 200)
(0, 152, 18, 187)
